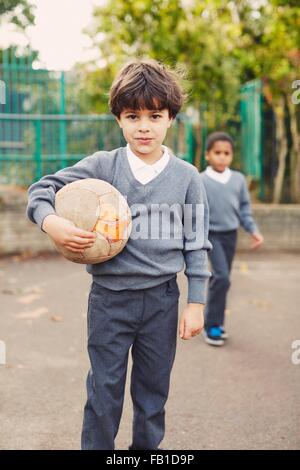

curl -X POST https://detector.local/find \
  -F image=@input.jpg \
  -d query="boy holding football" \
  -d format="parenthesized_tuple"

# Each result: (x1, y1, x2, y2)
(26, 59, 211, 450)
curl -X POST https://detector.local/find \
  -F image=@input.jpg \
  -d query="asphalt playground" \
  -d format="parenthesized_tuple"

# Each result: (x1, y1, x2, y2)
(0, 251, 299, 450)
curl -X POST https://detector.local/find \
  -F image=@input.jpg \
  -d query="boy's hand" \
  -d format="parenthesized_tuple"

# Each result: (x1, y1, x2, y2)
(250, 232, 264, 250)
(42, 214, 97, 254)
(179, 303, 204, 340)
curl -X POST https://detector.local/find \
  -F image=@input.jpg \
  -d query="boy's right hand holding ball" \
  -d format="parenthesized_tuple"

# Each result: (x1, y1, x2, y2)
(42, 214, 97, 254)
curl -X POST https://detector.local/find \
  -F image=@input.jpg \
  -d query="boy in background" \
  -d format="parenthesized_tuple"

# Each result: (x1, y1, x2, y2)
(200, 131, 263, 347)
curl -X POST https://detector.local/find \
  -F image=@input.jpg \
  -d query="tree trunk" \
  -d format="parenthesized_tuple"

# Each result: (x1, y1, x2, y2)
(288, 99, 300, 203)
(273, 96, 288, 203)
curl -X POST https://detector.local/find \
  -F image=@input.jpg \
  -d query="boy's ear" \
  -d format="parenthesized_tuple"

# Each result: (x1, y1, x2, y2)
(116, 117, 122, 128)
(205, 152, 209, 161)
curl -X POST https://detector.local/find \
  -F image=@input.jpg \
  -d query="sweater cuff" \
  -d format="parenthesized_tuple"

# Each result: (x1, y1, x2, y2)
(33, 204, 56, 233)
(187, 277, 208, 304)
(247, 223, 259, 235)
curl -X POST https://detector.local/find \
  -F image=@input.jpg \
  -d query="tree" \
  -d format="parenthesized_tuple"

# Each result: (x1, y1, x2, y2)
(82, 0, 242, 124)
(0, 0, 34, 29)
(235, 1, 300, 202)
(80, 0, 300, 201)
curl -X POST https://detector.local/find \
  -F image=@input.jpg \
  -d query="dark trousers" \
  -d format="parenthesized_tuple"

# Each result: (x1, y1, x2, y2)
(205, 230, 237, 330)
(81, 276, 180, 450)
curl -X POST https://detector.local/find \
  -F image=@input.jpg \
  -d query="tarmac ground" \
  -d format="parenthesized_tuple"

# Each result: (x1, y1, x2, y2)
(0, 251, 299, 450)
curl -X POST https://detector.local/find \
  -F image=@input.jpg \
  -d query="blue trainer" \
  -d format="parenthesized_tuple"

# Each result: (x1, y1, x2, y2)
(219, 326, 229, 340)
(204, 326, 225, 346)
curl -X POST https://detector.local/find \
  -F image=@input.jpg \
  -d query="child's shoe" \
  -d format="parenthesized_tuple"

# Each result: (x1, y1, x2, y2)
(204, 326, 225, 346)
(220, 326, 229, 340)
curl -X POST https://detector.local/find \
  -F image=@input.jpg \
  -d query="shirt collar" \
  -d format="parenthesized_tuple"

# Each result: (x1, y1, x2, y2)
(205, 165, 232, 184)
(127, 144, 169, 173)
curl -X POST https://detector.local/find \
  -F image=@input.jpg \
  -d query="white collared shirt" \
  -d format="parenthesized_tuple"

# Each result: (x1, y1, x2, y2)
(205, 165, 232, 184)
(127, 144, 170, 185)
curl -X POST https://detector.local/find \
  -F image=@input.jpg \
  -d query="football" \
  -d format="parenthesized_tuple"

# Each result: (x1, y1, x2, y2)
(54, 178, 132, 264)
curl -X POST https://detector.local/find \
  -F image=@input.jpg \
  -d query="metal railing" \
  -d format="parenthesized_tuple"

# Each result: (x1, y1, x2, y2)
(0, 113, 194, 186)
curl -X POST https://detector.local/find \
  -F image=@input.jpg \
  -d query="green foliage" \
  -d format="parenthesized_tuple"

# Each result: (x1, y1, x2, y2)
(0, 44, 38, 64)
(80, 0, 299, 117)
(0, 0, 34, 29)
(236, 0, 300, 99)
(76, 0, 299, 201)
(80, 0, 243, 125)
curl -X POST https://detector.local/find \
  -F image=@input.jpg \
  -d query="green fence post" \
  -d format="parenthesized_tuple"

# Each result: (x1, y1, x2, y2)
(59, 72, 67, 168)
(184, 120, 194, 164)
(34, 119, 42, 181)
(200, 103, 207, 169)
(240, 79, 263, 199)
(259, 90, 265, 200)
(173, 118, 179, 156)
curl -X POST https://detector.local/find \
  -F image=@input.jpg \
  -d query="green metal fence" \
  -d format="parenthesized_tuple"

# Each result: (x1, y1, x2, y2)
(0, 112, 192, 186)
(0, 49, 194, 186)
(199, 79, 263, 196)
(240, 79, 263, 194)
(0, 113, 124, 185)
(1, 49, 263, 188)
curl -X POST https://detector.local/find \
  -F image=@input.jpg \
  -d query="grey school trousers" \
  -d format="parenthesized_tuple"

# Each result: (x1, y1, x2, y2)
(205, 230, 237, 330)
(81, 276, 180, 450)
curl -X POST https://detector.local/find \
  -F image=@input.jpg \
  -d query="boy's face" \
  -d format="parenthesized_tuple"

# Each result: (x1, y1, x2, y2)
(116, 107, 173, 160)
(205, 140, 233, 173)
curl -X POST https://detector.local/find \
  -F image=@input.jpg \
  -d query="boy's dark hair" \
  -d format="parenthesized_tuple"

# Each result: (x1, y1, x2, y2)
(206, 132, 234, 152)
(109, 59, 186, 118)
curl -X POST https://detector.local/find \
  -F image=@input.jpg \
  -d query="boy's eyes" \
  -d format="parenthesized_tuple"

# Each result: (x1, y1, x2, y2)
(125, 114, 162, 120)
(215, 151, 230, 156)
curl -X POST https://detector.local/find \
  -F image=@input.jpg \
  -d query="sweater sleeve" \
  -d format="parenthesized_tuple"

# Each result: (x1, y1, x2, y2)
(239, 176, 259, 234)
(183, 170, 212, 304)
(26, 152, 104, 232)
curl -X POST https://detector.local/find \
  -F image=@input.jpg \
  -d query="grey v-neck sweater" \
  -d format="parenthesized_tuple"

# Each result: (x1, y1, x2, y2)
(200, 170, 259, 234)
(26, 147, 211, 303)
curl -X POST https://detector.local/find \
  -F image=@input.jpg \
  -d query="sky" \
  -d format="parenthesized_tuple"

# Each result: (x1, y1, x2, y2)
(0, 0, 105, 70)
